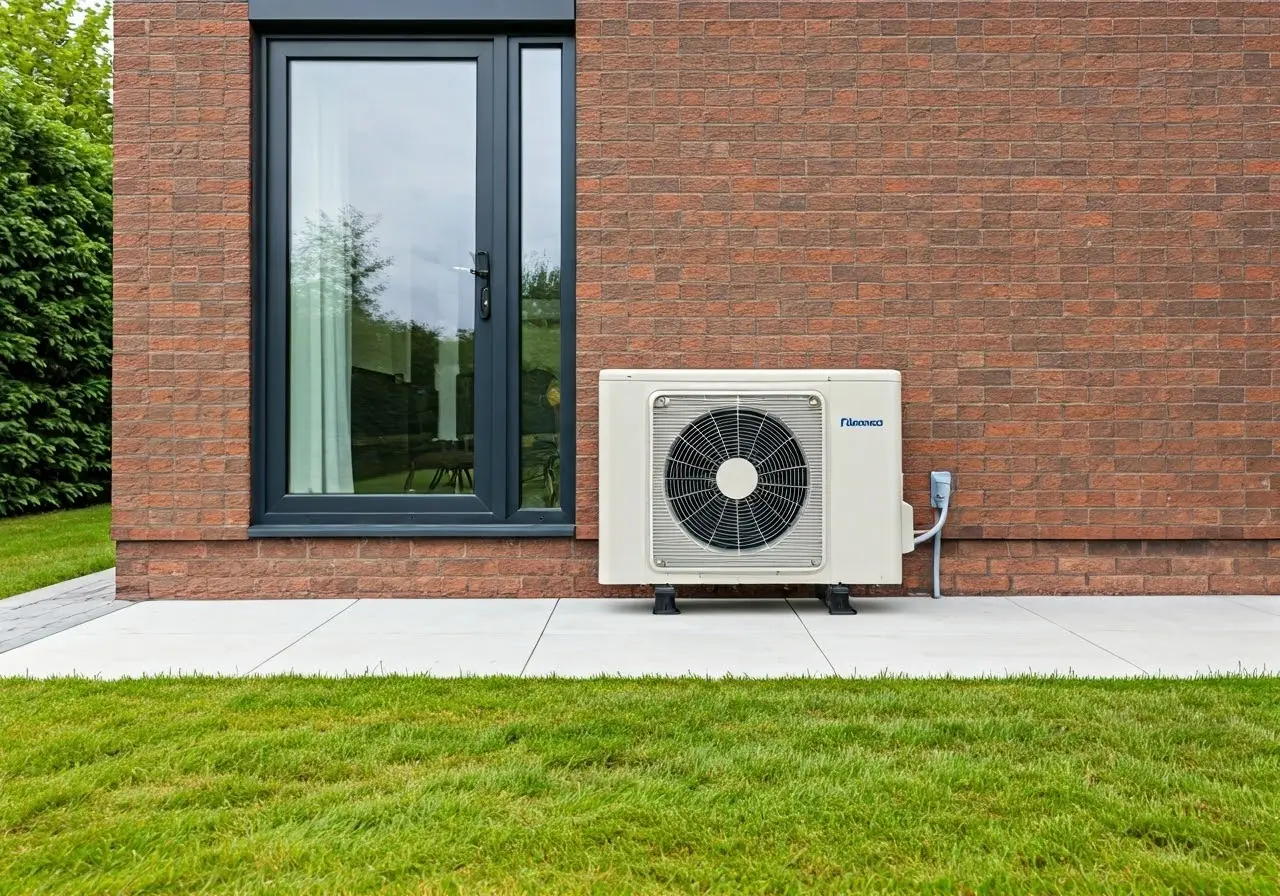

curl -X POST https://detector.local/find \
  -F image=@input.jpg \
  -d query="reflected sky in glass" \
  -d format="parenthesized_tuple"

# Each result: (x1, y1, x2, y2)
(289, 60, 477, 335)
(521, 49, 562, 270)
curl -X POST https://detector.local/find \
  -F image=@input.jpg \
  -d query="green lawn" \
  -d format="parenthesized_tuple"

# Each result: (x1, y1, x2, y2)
(1, 678, 1277, 894)
(0, 505, 113, 599)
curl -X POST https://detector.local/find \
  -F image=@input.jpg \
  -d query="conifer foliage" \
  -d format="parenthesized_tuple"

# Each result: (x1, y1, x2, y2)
(0, 1, 113, 515)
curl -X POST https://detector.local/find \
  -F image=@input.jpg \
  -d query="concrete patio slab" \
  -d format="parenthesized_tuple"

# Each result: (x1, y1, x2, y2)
(810, 629, 1143, 678)
(1081, 630, 1279, 677)
(792, 595, 1062, 634)
(253, 632, 542, 677)
(524, 630, 833, 678)
(0, 580, 1276, 679)
(543, 597, 805, 634)
(70, 598, 356, 636)
(1226, 596, 1280, 617)
(0, 631, 297, 678)
(1008, 595, 1280, 633)
(326, 598, 557, 635)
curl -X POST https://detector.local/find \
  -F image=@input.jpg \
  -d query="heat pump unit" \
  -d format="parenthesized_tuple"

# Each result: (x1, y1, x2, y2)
(598, 369, 915, 614)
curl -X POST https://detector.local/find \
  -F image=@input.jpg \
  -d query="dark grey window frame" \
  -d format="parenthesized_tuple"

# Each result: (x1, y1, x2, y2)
(250, 24, 576, 538)
(248, 0, 574, 24)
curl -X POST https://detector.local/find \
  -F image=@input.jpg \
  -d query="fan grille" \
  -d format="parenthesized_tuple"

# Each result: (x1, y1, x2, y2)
(664, 407, 809, 551)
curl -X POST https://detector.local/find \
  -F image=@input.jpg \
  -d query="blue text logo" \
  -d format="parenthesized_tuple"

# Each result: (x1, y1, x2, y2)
(839, 418, 884, 428)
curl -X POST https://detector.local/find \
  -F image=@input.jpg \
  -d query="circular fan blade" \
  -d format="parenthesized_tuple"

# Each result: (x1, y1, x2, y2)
(664, 407, 808, 550)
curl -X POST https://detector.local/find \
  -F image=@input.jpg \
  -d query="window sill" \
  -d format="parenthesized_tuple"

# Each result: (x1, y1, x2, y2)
(249, 523, 575, 538)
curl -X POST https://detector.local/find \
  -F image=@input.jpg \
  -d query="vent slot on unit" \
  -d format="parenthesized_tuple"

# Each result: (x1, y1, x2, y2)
(651, 393, 824, 571)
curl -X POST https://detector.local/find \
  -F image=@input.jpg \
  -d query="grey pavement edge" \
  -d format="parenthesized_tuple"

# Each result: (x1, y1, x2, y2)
(0, 570, 130, 654)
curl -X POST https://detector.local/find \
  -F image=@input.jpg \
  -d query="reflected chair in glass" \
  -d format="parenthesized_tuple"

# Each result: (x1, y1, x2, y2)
(404, 371, 476, 493)
(521, 368, 560, 507)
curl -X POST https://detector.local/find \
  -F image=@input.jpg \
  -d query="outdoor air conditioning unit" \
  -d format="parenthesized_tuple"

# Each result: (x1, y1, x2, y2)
(599, 369, 916, 615)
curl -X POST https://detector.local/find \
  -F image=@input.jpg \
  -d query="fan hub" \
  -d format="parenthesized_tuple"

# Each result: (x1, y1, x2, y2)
(716, 457, 759, 500)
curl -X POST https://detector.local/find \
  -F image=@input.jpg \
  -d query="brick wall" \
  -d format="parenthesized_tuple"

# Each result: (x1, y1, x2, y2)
(113, 0, 253, 543)
(113, 0, 1278, 599)
(574, 0, 1279, 544)
(115, 538, 1279, 599)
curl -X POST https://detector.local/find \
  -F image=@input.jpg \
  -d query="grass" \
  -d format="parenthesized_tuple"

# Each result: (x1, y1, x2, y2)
(1, 677, 1278, 894)
(0, 505, 113, 599)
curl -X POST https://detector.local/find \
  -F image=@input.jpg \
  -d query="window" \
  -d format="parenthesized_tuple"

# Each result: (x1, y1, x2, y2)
(252, 35, 574, 535)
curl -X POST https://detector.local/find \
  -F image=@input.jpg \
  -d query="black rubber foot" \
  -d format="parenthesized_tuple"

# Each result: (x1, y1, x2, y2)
(653, 586, 680, 615)
(826, 584, 856, 615)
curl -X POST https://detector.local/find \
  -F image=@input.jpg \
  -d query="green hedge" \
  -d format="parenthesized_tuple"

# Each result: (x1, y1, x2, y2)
(0, 75, 112, 517)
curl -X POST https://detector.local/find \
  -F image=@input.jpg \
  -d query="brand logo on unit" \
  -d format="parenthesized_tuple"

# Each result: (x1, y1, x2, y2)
(839, 418, 885, 428)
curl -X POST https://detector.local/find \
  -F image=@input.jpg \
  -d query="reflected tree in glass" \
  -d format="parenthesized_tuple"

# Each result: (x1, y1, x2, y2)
(520, 253, 561, 508)
(292, 205, 393, 322)
(290, 204, 485, 496)
(518, 47, 564, 510)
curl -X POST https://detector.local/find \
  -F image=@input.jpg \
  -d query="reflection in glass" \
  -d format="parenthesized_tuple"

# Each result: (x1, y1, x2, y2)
(519, 48, 563, 509)
(287, 60, 478, 496)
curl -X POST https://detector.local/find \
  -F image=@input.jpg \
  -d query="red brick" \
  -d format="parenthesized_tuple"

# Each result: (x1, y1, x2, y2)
(115, 0, 1279, 600)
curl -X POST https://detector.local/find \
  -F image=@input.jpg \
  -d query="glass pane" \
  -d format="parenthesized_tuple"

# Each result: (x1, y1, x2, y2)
(519, 48, 563, 509)
(287, 60, 478, 496)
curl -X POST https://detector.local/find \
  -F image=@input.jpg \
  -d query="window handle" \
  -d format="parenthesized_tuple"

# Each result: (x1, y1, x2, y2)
(468, 250, 491, 321)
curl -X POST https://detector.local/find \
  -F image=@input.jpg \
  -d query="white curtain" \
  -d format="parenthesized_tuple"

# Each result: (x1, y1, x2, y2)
(434, 259, 462, 442)
(288, 66, 354, 494)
